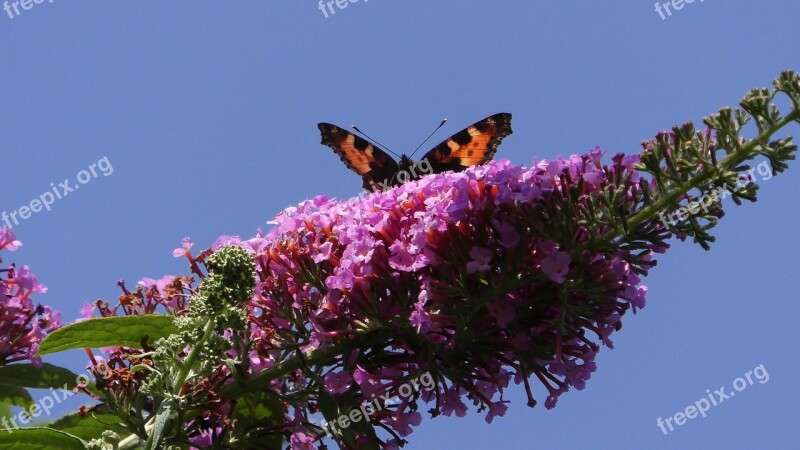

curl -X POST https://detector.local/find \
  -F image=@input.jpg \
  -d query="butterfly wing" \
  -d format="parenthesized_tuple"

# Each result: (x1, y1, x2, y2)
(318, 123, 400, 191)
(420, 112, 512, 173)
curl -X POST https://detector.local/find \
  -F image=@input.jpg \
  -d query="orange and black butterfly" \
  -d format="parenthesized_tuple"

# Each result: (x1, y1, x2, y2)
(318, 113, 512, 192)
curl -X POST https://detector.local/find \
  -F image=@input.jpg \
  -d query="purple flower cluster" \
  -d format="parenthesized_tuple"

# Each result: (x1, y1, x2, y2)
(87, 150, 668, 449)
(0, 227, 61, 366)
(212, 151, 661, 447)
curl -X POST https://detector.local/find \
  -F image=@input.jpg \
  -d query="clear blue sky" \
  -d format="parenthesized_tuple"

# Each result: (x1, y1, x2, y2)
(2, 1, 799, 449)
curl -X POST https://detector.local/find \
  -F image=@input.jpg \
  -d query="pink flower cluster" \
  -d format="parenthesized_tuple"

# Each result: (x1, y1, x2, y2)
(198, 151, 664, 447)
(0, 227, 61, 366)
(89, 150, 670, 449)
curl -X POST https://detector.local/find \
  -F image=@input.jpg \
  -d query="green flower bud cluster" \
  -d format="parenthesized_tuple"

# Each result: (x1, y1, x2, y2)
(143, 247, 257, 401)
(188, 246, 256, 330)
(203, 245, 257, 308)
(86, 430, 121, 450)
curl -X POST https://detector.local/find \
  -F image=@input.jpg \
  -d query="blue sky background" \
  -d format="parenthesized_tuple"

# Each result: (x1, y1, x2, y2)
(2, 1, 799, 448)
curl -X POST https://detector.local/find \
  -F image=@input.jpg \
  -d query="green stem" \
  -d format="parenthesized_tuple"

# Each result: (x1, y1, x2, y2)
(138, 319, 216, 450)
(117, 433, 143, 450)
(225, 346, 339, 396)
(173, 319, 216, 395)
(619, 109, 800, 235)
(221, 329, 394, 398)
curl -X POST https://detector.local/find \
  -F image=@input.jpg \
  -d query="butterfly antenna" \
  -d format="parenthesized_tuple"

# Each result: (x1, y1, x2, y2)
(408, 118, 447, 158)
(351, 125, 402, 159)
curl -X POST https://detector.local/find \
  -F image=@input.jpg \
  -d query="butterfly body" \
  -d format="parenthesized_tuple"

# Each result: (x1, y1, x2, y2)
(318, 113, 512, 192)
(390, 155, 420, 186)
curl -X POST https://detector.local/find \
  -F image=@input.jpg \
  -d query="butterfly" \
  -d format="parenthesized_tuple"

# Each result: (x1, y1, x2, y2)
(318, 113, 512, 192)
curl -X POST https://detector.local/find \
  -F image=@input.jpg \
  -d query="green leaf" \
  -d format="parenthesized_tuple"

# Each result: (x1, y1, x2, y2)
(232, 390, 278, 426)
(144, 400, 172, 450)
(49, 411, 130, 441)
(0, 402, 11, 420)
(38, 315, 178, 355)
(0, 363, 81, 390)
(0, 427, 86, 449)
(229, 390, 284, 449)
(0, 362, 103, 399)
(317, 390, 380, 450)
(317, 389, 339, 420)
(0, 384, 34, 409)
(0, 364, 85, 414)
(317, 391, 355, 449)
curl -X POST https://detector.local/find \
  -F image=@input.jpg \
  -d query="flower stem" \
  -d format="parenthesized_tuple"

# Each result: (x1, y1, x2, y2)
(173, 318, 216, 395)
(117, 433, 143, 450)
(136, 318, 217, 450)
(221, 328, 394, 398)
(619, 109, 800, 236)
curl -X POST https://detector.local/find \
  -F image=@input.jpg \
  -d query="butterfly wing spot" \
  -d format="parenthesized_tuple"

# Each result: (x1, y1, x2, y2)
(451, 128, 474, 146)
(348, 133, 371, 151)
(446, 140, 460, 153)
(456, 134, 493, 165)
